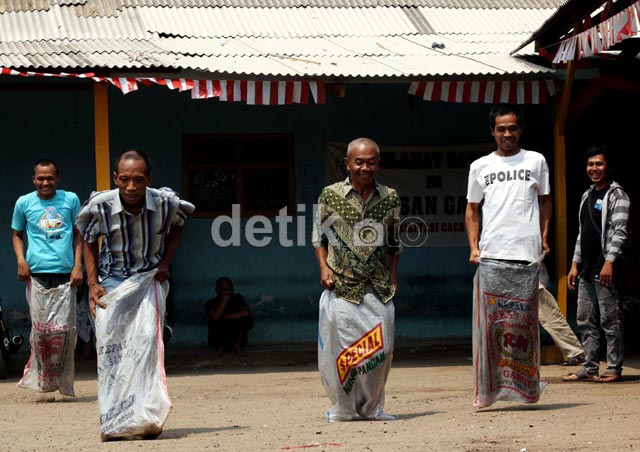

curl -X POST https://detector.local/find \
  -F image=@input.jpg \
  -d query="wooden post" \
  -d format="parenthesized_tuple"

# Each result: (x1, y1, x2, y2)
(553, 56, 576, 318)
(93, 82, 111, 191)
(541, 39, 578, 365)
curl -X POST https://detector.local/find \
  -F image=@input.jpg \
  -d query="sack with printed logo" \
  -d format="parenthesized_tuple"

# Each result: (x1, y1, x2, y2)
(95, 270, 171, 441)
(472, 259, 546, 409)
(18, 279, 76, 396)
(318, 289, 396, 422)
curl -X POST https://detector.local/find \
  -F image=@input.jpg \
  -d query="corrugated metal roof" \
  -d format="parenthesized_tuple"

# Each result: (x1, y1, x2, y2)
(0, 1, 559, 79)
(418, 7, 557, 34)
(0, 35, 546, 77)
(134, 6, 555, 38)
(120, 0, 566, 9)
(0, 0, 567, 13)
(152, 35, 533, 57)
(0, 6, 150, 40)
(138, 6, 419, 38)
(177, 53, 554, 77)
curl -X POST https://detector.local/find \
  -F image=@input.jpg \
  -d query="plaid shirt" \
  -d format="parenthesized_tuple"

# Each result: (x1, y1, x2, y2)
(75, 187, 195, 278)
(312, 179, 401, 304)
(572, 181, 630, 264)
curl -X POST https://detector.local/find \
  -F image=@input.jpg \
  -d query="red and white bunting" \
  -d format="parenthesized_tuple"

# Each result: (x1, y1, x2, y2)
(190, 80, 325, 105)
(552, 0, 640, 63)
(408, 80, 557, 104)
(0, 68, 326, 105)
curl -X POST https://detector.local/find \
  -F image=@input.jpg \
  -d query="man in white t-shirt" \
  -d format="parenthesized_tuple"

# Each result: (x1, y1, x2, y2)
(465, 103, 552, 408)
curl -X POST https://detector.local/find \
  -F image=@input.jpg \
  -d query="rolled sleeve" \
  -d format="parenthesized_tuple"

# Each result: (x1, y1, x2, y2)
(75, 205, 100, 243)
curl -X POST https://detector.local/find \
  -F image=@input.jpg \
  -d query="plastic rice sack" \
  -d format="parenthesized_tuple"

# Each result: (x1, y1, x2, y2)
(318, 289, 396, 422)
(472, 258, 545, 409)
(18, 279, 76, 396)
(95, 270, 171, 441)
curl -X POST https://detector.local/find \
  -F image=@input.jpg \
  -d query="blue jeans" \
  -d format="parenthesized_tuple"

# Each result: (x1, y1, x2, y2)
(576, 277, 624, 375)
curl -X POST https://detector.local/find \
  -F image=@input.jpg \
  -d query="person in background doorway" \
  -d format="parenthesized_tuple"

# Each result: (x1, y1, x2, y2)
(205, 277, 254, 357)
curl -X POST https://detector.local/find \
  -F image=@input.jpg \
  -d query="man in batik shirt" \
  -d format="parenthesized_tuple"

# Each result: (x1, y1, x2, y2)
(313, 137, 401, 422)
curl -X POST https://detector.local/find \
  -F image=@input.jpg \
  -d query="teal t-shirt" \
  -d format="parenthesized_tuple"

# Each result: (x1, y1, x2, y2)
(11, 190, 81, 274)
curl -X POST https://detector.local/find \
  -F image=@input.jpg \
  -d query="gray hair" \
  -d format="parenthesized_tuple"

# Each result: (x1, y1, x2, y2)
(346, 137, 380, 158)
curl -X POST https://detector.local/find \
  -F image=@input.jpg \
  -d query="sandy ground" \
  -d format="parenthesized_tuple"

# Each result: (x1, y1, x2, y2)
(1, 344, 639, 452)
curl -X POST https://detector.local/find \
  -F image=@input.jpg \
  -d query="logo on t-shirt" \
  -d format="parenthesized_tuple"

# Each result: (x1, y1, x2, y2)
(484, 169, 532, 186)
(39, 207, 64, 240)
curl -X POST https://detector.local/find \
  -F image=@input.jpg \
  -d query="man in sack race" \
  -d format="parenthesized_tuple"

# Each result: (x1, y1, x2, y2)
(313, 137, 401, 422)
(11, 158, 84, 398)
(75, 149, 195, 441)
(465, 104, 552, 409)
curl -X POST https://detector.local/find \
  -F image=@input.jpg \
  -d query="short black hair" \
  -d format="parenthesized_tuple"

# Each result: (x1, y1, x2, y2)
(33, 158, 58, 176)
(216, 277, 233, 290)
(586, 145, 609, 161)
(115, 149, 152, 176)
(489, 103, 524, 130)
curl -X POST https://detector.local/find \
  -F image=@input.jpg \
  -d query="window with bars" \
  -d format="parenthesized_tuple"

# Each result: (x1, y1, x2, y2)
(183, 134, 295, 217)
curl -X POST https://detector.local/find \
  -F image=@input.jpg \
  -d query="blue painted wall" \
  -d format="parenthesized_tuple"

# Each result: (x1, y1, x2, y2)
(0, 79, 554, 347)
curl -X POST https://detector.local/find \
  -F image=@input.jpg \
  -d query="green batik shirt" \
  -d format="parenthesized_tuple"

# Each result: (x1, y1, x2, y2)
(313, 179, 401, 304)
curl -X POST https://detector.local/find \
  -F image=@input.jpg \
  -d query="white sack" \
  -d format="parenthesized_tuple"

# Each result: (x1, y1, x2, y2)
(18, 279, 76, 396)
(95, 270, 171, 440)
(318, 289, 395, 422)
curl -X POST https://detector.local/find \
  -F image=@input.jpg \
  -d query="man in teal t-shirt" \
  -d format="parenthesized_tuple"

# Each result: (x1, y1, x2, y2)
(12, 159, 84, 398)
(11, 159, 83, 289)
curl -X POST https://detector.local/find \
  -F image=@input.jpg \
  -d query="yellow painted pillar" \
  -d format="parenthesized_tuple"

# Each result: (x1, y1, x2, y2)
(93, 82, 111, 191)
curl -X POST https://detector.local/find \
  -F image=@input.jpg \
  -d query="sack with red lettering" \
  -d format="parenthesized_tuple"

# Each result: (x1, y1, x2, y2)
(318, 289, 396, 422)
(95, 270, 171, 441)
(472, 258, 546, 409)
(18, 279, 76, 396)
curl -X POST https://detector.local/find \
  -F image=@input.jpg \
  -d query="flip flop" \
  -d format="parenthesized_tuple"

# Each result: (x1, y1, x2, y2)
(596, 373, 622, 383)
(562, 370, 599, 382)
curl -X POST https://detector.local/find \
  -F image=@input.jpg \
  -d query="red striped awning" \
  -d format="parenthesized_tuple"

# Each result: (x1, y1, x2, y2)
(408, 80, 557, 104)
(0, 68, 325, 105)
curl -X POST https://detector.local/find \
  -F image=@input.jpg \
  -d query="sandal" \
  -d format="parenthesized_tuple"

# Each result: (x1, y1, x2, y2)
(562, 369, 599, 382)
(595, 372, 622, 383)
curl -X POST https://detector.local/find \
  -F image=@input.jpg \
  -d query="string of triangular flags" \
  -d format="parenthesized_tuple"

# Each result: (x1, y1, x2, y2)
(0, 67, 326, 105)
(552, 0, 640, 63)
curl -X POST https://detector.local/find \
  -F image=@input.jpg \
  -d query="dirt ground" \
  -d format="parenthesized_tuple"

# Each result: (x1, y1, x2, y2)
(1, 343, 639, 452)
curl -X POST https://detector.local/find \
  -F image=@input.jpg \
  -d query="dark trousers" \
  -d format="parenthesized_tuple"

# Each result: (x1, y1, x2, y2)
(208, 317, 255, 350)
(31, 273, 70, 289)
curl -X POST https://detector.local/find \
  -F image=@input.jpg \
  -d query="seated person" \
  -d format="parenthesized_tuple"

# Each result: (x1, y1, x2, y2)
(205, 277, 254, 357)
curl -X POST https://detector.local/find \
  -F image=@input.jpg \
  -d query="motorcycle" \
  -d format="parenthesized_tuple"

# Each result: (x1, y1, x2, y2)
(0, 298, 24, 379)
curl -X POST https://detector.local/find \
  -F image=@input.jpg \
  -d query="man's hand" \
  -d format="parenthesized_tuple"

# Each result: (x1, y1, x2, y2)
(89, 283, 107, 317)
(320, 266, 334, 289)
(70, 266, 84, 286)
(154, 262, 171, 282)
(468, 248, 480, 265)
(599, 261, 614, 287)
(17, 261, 31, 281)
(567, 263, 579, 290)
